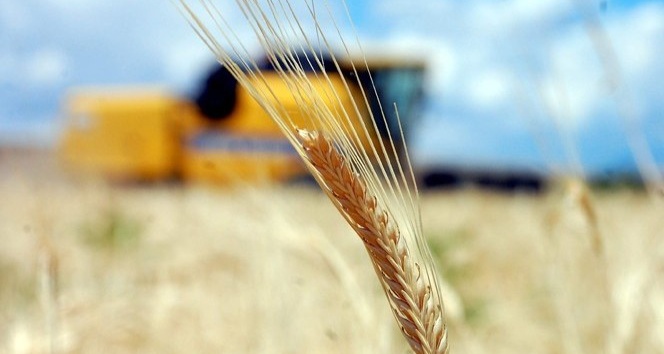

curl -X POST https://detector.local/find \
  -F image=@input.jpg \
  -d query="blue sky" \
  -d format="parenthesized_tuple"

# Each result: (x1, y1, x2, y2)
(1, 0, 662, 178)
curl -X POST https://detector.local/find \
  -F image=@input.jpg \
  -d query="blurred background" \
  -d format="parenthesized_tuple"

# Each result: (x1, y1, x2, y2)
(1, 0, 662, 182)
(1, 1, 663, 353)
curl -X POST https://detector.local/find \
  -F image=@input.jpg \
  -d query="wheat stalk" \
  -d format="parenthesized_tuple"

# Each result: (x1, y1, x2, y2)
(176, 1, 448, 352)
(298, 129, 447, 353)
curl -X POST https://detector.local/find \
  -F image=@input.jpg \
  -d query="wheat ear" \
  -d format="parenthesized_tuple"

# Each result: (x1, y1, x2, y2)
(298, 129, 447, 354)
(176, 1, 449, 352)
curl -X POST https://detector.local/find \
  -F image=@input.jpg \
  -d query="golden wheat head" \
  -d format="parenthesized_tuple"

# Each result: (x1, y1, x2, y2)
(176, 1, 448, 352)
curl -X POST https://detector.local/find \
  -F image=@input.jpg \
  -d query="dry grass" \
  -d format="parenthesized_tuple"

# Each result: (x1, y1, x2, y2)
(1, 153, 663, 353)
(0, 160, 400, 353)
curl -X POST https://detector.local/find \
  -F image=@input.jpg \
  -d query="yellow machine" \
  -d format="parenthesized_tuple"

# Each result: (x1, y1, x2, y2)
(59, 56, 425, 184)
(60, 88, 183, 180)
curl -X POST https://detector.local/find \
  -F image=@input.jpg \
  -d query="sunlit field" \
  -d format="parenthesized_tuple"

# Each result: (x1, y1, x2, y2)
(1, 151, 662, 353)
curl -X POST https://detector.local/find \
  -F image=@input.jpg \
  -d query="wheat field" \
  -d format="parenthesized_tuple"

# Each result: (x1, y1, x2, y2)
(0, 151, 662, 353)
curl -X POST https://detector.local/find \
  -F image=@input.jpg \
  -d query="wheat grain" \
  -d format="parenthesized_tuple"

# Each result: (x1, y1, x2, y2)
(298, 129, 447, 353)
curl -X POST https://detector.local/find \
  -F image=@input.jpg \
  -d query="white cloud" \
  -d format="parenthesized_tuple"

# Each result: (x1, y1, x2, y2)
(360, 0, 664, 169)
(0, 48, 68, 89)
(24, 49, 69, 87)
(162, 40, 215, 89)
(465, 69, 515, 109)
(375, 0, 455, 22)
(608, 4, 664, 86)
(427, 41, 459, 91)
(545, 28, 605, 129)
(471, 0, 572, 32)
(540, 2, 664, 132)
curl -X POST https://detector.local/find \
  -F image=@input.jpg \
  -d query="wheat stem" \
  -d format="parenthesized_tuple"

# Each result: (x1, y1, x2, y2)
(298, 129, 448, 354)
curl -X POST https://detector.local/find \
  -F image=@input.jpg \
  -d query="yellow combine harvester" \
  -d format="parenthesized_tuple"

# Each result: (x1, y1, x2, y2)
(59, 55, 425, 184)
